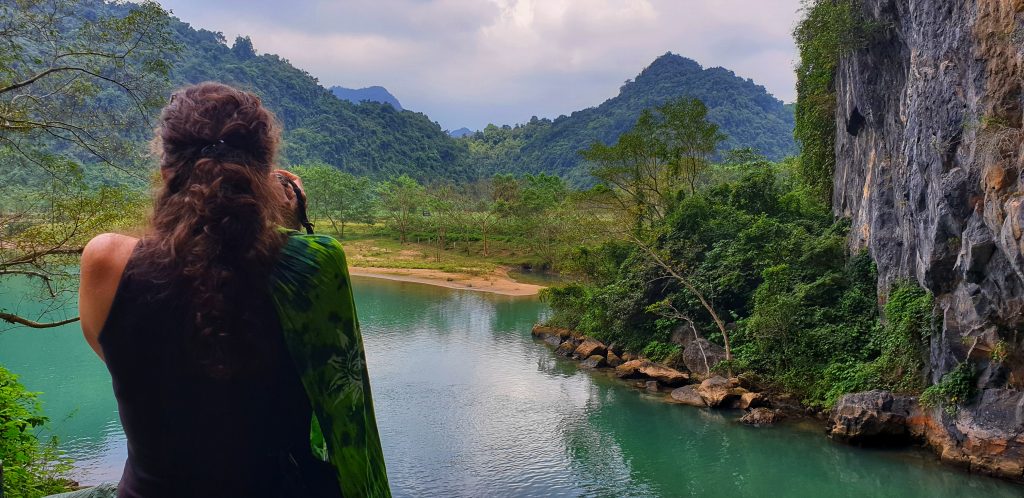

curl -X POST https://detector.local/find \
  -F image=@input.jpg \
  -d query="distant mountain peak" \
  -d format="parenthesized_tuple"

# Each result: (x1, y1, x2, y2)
(465, 52, 796, 183)
(448, 127, 474, 138)
(329, 85, 403, 110)
(639, 52, 702, 74)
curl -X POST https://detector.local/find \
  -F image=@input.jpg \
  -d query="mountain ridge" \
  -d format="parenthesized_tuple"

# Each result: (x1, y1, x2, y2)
(329, 85, 403, 110)
(70, 3, 796, 186)
(466, 52, 797, 184)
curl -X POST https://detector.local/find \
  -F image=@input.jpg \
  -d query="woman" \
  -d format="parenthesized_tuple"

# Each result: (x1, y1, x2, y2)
(78, 82, 389, 498)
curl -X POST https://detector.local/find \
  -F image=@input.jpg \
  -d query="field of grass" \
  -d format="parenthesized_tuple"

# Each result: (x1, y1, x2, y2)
(324, 222, 537, 276)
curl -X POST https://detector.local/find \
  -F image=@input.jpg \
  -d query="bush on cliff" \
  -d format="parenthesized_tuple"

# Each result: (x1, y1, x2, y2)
(794, 0, 877, 203)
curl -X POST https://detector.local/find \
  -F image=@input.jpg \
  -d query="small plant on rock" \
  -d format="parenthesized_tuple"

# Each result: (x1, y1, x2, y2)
(920, 362, 976, 416)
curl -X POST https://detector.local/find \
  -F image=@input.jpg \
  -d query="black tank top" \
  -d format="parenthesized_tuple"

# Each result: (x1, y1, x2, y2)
(98, 245, 338, 498)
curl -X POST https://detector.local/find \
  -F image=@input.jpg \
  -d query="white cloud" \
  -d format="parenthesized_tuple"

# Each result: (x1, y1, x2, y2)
(159, 0, 802, 130)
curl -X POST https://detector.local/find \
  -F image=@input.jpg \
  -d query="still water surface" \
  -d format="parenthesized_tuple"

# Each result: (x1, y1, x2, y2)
(1, 275, 1022, 497)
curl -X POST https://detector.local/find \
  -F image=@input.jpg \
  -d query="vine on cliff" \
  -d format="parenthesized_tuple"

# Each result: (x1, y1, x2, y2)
(794, 0, 874, 204)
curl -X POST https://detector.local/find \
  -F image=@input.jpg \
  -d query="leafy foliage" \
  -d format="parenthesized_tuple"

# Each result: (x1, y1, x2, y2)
(920, 362, 977, 415)
(581, 97, 724, 229)
(376, 175, 427, 244)
(0, 366, 73, 497)
(793, 0, 874, 202)
(545, 154, 936, 407)
(290, 163, 375, 236)
(641, 341, 681, 364)
(1, 0, 166, 329)
(466, 53, 796, 184)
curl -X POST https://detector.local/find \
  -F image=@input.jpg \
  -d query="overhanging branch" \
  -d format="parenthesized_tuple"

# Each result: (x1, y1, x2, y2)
(0, 311, 79, 329)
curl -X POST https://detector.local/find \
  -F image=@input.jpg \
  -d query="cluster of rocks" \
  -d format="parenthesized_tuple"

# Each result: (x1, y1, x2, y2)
(828, 390, 1024, 481)
(531, 325, 785, 426)
(534, 323, 1024, 481)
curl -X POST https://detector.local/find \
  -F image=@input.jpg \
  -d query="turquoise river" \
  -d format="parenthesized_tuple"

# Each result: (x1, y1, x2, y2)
(1, 275, 1022, 497)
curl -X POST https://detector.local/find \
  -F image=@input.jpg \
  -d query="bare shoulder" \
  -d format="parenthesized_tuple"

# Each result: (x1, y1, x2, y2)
(82, 233, 139, 264)
(79, 233, 140, 360)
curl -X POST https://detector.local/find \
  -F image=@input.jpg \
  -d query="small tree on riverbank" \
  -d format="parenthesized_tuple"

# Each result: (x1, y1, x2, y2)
(581, 97, 723, 232)
(378, 174, 425, 244)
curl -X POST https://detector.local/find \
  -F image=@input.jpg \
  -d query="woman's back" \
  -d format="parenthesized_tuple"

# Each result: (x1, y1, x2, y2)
(98, 244, 321, 498)
(79, 82, 386, 497)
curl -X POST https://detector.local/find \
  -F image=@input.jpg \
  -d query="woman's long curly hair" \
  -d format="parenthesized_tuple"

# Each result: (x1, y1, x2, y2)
(136, 82, 287, 378)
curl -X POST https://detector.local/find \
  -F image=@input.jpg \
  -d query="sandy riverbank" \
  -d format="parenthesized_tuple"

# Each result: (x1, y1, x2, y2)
(349, 266, 545, 296)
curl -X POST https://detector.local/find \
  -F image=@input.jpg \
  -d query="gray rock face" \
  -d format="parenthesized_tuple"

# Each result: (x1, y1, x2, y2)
(910, 388, 1024, 479)
(833, 0, 1024, 476)
(828, 390, 916, 445)
(671, 324, 728, 377)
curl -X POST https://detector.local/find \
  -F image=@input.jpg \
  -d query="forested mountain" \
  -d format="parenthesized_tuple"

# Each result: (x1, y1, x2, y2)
(466, 53, 796, 184)
(52, 3, 796, 185)
(329, 85, 404, 110)
(169, 29, 469, 179)
(72, 0, 470, 181)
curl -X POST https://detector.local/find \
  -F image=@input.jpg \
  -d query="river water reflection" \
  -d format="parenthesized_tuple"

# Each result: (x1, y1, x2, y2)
(0, 275, 1021, 496)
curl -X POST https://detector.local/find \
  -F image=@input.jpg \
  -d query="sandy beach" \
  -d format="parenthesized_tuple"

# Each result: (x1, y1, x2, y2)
(348, 266, 545, 296)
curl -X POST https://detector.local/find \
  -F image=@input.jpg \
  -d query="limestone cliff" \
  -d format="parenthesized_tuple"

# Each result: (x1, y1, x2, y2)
(833, 0, 1024, 478)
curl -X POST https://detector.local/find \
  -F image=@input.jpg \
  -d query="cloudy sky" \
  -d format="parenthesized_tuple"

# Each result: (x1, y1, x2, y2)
(159, 0, 804, 131)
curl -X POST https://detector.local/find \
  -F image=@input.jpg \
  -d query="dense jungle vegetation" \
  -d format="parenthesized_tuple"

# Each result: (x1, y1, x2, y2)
(541, 0, 935, 410)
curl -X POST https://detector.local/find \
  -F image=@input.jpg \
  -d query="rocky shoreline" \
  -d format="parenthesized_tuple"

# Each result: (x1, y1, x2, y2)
(532, 324, 1024, 483)
(531, 325, 796, 426)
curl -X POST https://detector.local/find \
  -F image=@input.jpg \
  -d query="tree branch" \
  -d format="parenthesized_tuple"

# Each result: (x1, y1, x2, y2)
(629, 234, 732, 364)
(0, 269, 57, 297)
(0, 311, 79, 329)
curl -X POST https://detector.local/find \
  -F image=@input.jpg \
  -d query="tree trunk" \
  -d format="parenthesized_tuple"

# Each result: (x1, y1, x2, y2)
(630, 235, 732, 370)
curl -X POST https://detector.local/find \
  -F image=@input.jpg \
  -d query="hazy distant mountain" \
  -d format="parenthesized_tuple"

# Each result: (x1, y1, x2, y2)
(448, 127, 474, 138)
(76, 0, 469, 180)
(329, 86, 403, 110)
(64, 2, 796, 185)
(466, 52, 797, 184)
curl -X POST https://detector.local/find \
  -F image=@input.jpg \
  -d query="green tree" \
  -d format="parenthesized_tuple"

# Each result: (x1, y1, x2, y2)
(582, 110, 668, 229)
(292, 163, 375, 237)
(377, 174, 425, 244)
(581, 97, 724, 231)
(424, 184, 465, 259)
(0, 0, 175, 329)
(659, 98, 725, 195)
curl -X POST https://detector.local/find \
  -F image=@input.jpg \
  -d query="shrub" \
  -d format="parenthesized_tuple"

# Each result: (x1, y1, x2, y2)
(920, 362, 976, 415)
(794, 0, 876, 202)
(640, 341, 680, 363)
(0, 365, 73, 497)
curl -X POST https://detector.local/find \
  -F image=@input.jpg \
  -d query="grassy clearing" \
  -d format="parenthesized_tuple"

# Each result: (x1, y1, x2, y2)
(324, 222, 534, 276)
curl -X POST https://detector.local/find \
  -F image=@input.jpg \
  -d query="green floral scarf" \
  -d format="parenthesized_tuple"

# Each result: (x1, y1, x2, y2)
(269, 231, 391, 497)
